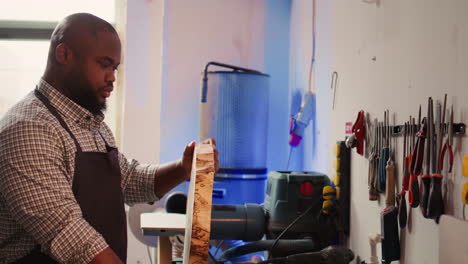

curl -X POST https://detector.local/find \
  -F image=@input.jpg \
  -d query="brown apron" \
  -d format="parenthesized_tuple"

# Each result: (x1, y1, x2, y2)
(14, 90, 128, 263)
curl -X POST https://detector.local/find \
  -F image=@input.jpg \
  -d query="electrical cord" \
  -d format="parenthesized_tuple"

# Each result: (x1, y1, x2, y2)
(212, 240, 225, 260)
(286, 146, 293, 170)
(219, 239, 315, 262)
(256, 257, 285, 264)
(268, 198, 320, 258)
(209, 250, 222, 264)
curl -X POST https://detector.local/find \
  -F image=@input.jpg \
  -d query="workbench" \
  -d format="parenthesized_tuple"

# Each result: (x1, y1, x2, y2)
(141, 212, 185, 264)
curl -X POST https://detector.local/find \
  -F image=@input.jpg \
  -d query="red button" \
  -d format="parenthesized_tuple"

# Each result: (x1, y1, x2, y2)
(300, 182, 314, 196)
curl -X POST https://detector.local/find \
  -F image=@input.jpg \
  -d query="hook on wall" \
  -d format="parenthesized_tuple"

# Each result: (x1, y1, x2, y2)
(331, 71, 338, 110)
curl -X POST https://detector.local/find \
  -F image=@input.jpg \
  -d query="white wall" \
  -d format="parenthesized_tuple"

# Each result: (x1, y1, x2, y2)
(309, 0, 468, 263)
(264, 0, 292, 172)
(121, 0, 293, 263)
(159, 0, 268, 163)
(122, 0, 468, 263)
(121, 0, 164, 263)
(288, 0, 332, 173)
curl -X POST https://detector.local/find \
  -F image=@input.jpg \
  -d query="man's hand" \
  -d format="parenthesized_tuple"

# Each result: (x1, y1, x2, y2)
(154, 139, 219, 198)
(181, 139, 219, 180)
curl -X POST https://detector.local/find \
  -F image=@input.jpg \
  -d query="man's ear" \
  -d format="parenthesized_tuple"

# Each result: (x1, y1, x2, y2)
(55, 43, 73, 65)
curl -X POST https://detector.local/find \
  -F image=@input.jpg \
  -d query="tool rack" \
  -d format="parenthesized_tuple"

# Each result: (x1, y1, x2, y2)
(391, 123, 465, 136)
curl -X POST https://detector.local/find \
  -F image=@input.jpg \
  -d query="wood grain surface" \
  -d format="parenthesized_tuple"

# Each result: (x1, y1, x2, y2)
(183, 141, 216, 264)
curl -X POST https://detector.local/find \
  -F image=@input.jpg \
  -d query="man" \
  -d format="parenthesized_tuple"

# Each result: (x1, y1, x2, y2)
(0, 13, 217, 264)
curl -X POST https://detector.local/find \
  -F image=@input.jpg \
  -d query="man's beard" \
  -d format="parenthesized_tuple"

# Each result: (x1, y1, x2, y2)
(63, 73, 107, 115)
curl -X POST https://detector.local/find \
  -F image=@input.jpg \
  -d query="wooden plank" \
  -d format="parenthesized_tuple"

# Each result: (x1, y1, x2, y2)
(158, 236, 172, 264)
(183, 141, 216, 264)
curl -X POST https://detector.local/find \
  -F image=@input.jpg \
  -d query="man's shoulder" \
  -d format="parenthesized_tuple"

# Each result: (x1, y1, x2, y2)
(0, 93, 58, 136)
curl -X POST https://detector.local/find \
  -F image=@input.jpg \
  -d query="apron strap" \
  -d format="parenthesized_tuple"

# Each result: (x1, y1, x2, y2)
(34, 89, 82, 152)
(98, 130, 113, 152)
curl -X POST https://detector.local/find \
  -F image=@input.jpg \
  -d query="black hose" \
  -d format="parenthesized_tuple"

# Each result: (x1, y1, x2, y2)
(218, 239, 317, 262)
(201, 61, 264, 103)
(256, 246, 354, 264)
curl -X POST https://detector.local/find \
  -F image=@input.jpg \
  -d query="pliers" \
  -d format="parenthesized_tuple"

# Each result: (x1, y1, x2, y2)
(439, 106, 454, 173)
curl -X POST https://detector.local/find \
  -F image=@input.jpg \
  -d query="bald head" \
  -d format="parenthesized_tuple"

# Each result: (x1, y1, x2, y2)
(47, 13, 117, 63)
(43, 13, 121, 115)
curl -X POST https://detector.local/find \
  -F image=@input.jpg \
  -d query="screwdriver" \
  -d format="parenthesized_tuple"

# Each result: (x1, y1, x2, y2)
(427, 96, 446, 222)
(398, 122, 409, 228)
(368, 119, 379, 200)
(381, 116, 400, 262)
(373, 121, 381, 193)
(378, 111, 389, 193)
(409, 114, 425, 208)
(386, 112, 396, 206)
(421, 98, 433, 218)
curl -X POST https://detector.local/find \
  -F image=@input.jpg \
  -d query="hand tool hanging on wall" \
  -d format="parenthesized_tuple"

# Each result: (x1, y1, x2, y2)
(346, 110, 366, 156)
(380, 123, 400, 263)
(421, 97, 433, 218)
(385, 114, 396, 205)
(410, 107, 425, 175)
(368, 119, 379, 201)
(378, 111, 389, 193)
(409, 115, 426, 208)
(398, 122, 409, 228)
(427, 95, 446, 222)
(462, 154, 468, 219)
(373, 121, 381, 193)
(439, 105, 454, 173)
(463, 155, 468, 177)
(365, 113, 373, 160)
(374, 120, 381, 195)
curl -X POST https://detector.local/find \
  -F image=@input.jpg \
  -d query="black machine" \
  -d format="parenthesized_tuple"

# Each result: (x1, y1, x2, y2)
(166, 170, 354, 264)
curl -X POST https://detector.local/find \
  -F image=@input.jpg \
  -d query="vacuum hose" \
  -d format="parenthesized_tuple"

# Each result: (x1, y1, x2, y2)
(256, 245, 354, 264)
(218, 239, 317, 262)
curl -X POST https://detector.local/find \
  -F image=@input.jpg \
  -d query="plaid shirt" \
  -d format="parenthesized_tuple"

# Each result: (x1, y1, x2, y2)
(0, 79, 161, 263)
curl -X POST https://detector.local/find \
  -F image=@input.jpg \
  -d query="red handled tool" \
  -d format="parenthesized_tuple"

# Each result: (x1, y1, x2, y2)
(439, 105, 453, 173)
(427, 95, 447, 222)
(409, 114, 426, 208)
(346, 110, 365, 155)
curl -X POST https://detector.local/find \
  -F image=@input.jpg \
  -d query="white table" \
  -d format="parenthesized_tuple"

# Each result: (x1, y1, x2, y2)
(141, 212, 186, 264)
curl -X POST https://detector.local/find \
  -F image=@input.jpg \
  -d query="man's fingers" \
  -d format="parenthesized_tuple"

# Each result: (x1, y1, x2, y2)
(193, 139, 218, 172)
(184, 141, 196, 157)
